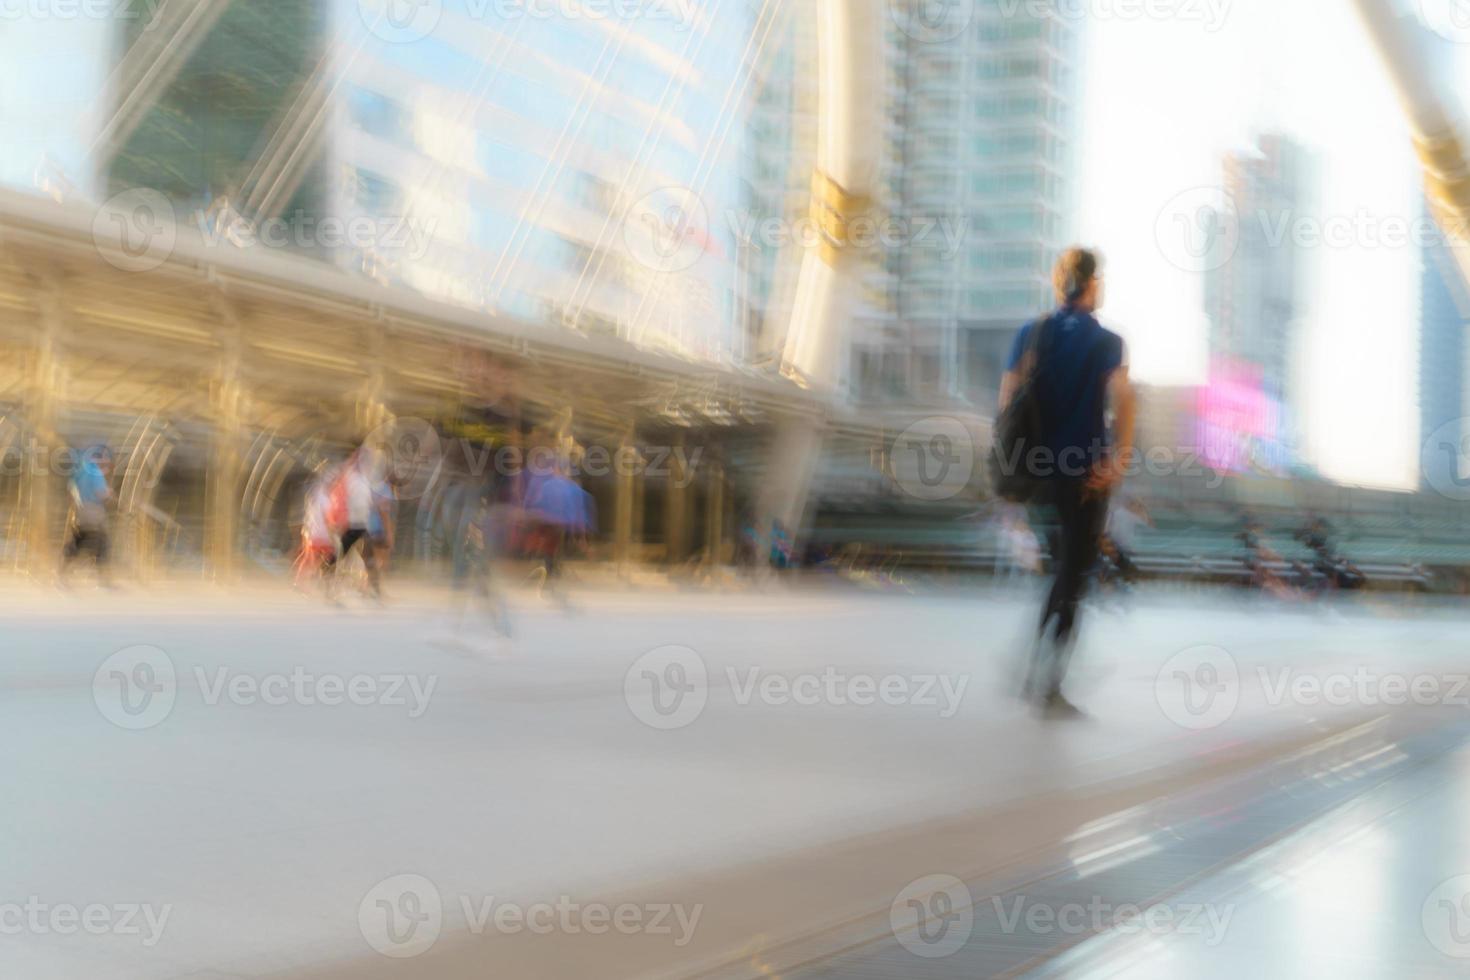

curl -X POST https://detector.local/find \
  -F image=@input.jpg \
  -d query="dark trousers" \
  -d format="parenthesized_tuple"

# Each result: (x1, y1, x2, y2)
(1029, 479, 1108, 698)
(64, 525, 110, 567)
(331, 527, 380, 595)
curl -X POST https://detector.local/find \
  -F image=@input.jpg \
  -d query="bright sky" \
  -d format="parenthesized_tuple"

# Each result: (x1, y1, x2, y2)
(1075, 0, 1469, 490)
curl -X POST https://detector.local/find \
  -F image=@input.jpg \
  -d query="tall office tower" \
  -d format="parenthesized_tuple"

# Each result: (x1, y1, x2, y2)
(738, 2, 819, 367)
(736, 4, 1081, 407)
(1204, 134, 1308, 405)
(103, 0, 332, 225)
(1420, 213, 1470, 490)
(73, 0, 770, 366)
(867, 2, 1083, 408)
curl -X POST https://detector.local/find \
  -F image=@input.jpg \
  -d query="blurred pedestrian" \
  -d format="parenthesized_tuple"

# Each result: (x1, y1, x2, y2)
(293, 468, 340, 597)
(450, 482, 514, 639)
(524, 456, 594, 602)
(61, 445, 114, 587)
(325, 448, 383, 601)
(998, 248, 1136, 718)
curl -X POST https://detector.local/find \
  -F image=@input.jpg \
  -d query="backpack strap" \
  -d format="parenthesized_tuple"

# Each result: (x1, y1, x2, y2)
(1021, 312, 1057, 380)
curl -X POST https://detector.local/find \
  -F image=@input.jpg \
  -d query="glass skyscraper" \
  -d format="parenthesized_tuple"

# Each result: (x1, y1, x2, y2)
(876, 1, 1081, 407)
(8, 0, 768, 367)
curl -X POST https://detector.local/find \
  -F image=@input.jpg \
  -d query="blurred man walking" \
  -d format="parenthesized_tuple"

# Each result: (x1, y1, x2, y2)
(999, 249, 1136, 717)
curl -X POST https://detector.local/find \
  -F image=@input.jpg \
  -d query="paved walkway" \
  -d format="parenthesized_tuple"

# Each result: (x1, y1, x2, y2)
(1, 584, 1462, 978)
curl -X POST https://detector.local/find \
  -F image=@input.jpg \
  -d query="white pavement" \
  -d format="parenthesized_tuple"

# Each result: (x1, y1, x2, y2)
(2, 582, 1465, 978)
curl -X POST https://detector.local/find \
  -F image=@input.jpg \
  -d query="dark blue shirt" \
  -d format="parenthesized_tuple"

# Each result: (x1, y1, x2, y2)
(1006, 307, 1125, 477)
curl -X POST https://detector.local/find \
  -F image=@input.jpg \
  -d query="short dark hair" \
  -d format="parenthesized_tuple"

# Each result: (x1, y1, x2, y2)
(1053, 248, 1100, 304)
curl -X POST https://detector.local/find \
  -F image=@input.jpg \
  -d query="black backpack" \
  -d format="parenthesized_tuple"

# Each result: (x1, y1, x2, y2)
(988, 315, 1056, 503)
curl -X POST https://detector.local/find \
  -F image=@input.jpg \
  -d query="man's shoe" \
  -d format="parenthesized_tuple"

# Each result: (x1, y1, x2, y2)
(1040, 692, 1086, 720)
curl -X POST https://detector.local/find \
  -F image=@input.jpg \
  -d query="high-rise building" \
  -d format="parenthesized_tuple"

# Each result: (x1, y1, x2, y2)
(1420, 213, 1470, 490)
(739, 3, 1082, 407)
(1205, 134, 1307, 405)
(879, 3, 1082, 407)
(738, 2, 817, 367)
(24, 0, 767, 367)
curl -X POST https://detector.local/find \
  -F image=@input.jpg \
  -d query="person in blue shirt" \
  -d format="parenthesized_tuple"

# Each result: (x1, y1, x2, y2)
(62, 445, 114, 586)
(999, 249, 1137, 718)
